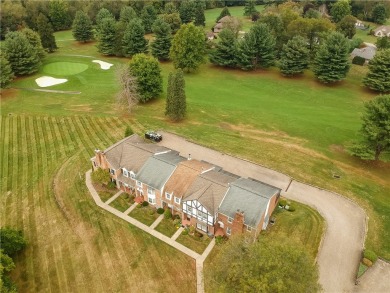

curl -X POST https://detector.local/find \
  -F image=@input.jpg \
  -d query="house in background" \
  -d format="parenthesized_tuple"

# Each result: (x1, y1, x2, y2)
(91, 134, 281, 239)
(373, 25, 390, 37)
(350, 46, 377, 64)
(355, 20, 367, 30)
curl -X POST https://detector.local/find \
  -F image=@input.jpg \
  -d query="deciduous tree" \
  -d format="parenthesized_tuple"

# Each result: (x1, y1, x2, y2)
(37, 13, 57, 52)
(49, 0, 71, 31)
(371, 3, 387, 25)
(313, 32, 350, 83)
(336, 15, 357, 39)
(0, 52, 14, 88)
(72, 11, 94, 43)
(350, 95, 390, 161)
(376, 37, 390, 50)
(209, 29, 238, 68)
(170, 23, 206, 72)
(330, 0, 351, 23)
(205, 235, 321, 293)
(122, 19, 148, 57)
(160, 13, 182, 33)
(128, 54, 162, 103)
(363, 49, 390, 93)
(116, 64, 139, 113)
(0, 228, 27, 256)
(151, 19, 172, 61)
(165, 69, 187, 121)
(3, 32, 41, 76)
(279, 36, 310, 76)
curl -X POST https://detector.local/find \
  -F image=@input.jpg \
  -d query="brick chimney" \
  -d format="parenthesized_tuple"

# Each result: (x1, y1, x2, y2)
(232, 209, 245, 235)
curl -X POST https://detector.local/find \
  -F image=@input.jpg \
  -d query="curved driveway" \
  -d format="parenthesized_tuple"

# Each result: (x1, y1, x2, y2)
(158, 131, 367, 293)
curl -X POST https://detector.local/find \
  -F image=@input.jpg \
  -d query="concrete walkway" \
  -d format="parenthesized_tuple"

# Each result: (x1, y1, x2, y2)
(158, 131, 368, 293)
(123, 203, 137, 215)
(86, 170, 215, 293)
(171, 227, 184, 241)
(150, 214, 164, 229)
(105, 190, 123, 205)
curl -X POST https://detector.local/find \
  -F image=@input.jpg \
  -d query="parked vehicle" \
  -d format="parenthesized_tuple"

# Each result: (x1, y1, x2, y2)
(145, 131, 162, 142)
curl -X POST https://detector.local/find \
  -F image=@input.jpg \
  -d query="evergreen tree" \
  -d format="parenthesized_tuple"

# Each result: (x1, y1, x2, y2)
(279, 36, 310, 76)
(371, 3, 387, 25)
(330, 0, 351, 23)
(128, 54, 163, 103)
(336, 15, 357, 39)
(170, 23, 206, 72)
(96, 8, 114, 26)
(363, 49, 390, 93)
(97, 17, 117, 55)
(164, 2, 178, 14)
(151, 19, 172, 61)
(160, 13, 182, 34)
(313, 32, 350, 83)
(120, 6, 137, 23)
(141, 5, 158, 34)
(165, 69, 187, 121)
(376, 37, 390, 50)
(21, 28, 46, 60)
(122, 19, 148, 57)
(179, 0, 195, 23)
(36, 13, 57, 52)
(209, 29, 238, 68)
(217, 7, 231, 22)
(244, 0, 257, 17)
(49, 0, 71, 31)
(194, 0, 206, 27)
(72, 11, 94, 43)
(236, 23, 276, 70)
(0, 52, 14, 88)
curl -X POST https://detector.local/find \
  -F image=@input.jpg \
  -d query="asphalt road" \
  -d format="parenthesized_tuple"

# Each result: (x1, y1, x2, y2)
(158, 131, 367, 293)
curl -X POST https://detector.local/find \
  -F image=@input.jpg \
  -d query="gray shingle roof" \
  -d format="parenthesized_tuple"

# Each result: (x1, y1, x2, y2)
(219, 178, 281, 227)
(351, 47, 376, 60)
(135, 151, 186, 190)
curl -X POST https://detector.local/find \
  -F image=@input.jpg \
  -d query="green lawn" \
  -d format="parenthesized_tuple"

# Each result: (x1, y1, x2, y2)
(128, 206, 159, 226)
(109, 193, 132, 212)
(176, 233, 212, 254)
(155, 218, 178, 237)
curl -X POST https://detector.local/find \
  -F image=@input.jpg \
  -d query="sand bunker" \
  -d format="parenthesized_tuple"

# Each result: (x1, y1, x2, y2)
(35, 76, 68, 87)
(92, 60, 113, 70)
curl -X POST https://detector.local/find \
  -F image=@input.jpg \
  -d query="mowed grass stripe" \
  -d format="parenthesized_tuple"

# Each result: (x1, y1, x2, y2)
(50, 117, 68, 158)
(77, 116, 105, 153)
(1, 116, 9, 194)
(56, 117, 76, 155)
(44, 116, 60, 162)
(83, 116, 113, 148)
(7, 116, 13, 191)
(93, 117, 123, 146)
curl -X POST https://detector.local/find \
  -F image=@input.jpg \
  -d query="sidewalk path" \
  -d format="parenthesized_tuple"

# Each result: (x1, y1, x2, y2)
(158, 131, 367, 293)
(105, 190, 123, 205)
(123, 203, 137, 215)
(171, 227, 184, 241)
(150, 214, 164, 229)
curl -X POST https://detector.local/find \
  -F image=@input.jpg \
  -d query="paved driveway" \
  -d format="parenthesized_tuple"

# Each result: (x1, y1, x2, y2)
(158, 131, 367, 293)
(354, 259, 390, 293)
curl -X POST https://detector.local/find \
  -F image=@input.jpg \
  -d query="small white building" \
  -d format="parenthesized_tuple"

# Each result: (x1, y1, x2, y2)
(373, 25, 390, 37)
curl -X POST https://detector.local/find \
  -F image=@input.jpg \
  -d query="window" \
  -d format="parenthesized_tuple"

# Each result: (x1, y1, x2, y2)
(130, 171, 135, 179)
(197, 210, 207, 222)
(110, 168, 115, 175)
(165, 192, 172, 200)
(136, 181, 142, 187)
(174, 197, 181, 204)
(227, 217, 233, 223)
(122, 168, 128, 177)
(187, 206, 192, 214)
(197, 223, 207, 232)
(148, 196, 156, 204)
(247, 226, 252, 232)
(148, 188, 155, 196)
(226, 227, 231, 235)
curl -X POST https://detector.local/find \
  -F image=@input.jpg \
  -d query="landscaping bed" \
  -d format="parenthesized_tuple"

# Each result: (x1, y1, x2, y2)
(128, 205, 159, 226)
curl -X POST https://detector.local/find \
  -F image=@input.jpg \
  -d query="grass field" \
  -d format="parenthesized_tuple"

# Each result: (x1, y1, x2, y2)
(1, 6, 390, 292)
(128, 206, 159, 226)
(0, 114, 196, 293)
(109, 193, 132, 212)
(155, 218, 178, 237)
(176, 233, 212, 255)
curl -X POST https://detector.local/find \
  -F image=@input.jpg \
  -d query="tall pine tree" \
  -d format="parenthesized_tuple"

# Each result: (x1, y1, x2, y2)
(72, 11, 94, 43)
(141, 5, 158, 34)
(37, 13, 57, 52)
(363, 49, 390, 93)
(151, 19, 172, 61)
(194, 0, 206, 26)
(165, 69, 186, 121)
(313, 31, 350, 83)
(209, 29, 238, 68)
(122, 19, 148, 57)
(244, 0, 257, 17)
(21, 28, 46, 60)
(3, 31, 41, 76)
(179, 0, 194, 23)
(217, 7, 231, 22)
(279, 36, 310, 76)
(97, 17, 117, 55)
(120, 6, 137, 23)
(0, 52, 14, 88)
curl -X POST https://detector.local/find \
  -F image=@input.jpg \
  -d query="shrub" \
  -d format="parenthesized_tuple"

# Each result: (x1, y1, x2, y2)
(182, 229, 189, 235)
(362, 257, 373, 267)
(157, 208, 164, 214)
(173, 214, 180, 220)
(164, 209, 172, 219)
(215, 235, 225, 245)
(287, 205, 296, 212)
(173, 219, 181, 226)
(136, 204, 142, 208)
(189, 225, 195, 234)
(149, 209, 155, 215)
(142, 201, 149, 207)
(107, 181, 116, 190)
(279, 199, 287, 207)
(352, 56, 366, 66)
(124, 126, 133, 137)
(364, 249, 378, 263)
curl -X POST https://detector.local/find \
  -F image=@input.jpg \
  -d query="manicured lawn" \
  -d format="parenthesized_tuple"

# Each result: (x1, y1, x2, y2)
(109, 193, 132, 212)
(128, 206, 159, 226)
(0, 114, 196, 292)
(155, 218, 178, 237)
(176, 233, 212, 255)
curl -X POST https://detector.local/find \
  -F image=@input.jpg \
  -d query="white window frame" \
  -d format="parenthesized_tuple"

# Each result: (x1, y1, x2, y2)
(197, 223, 207, 232)
(187, 206, 192, 214)
(247, 225, 252, 232)
(130, 171, 135, 179)
(148, 188, 155, 196)
(148, 196, 156, 204)
(122, 168, 129, 177)
(174, 196, 181, 204)
(165, 192, 172, 200)
(226, 227, 231, 235)
(136, 181, 142, 187)
(227, 217, 233, 223)
(110, 168, 115, 175)
(197, 210, 207, 222)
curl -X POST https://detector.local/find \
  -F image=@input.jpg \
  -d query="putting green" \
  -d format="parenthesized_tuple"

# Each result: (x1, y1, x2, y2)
(43, 62, 89, 76)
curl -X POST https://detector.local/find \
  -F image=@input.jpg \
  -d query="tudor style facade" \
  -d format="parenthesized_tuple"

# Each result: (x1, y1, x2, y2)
(91, 134, 281, 239)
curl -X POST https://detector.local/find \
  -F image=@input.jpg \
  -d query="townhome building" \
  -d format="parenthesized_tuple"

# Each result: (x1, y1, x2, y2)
(91, 134, 281, 239)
